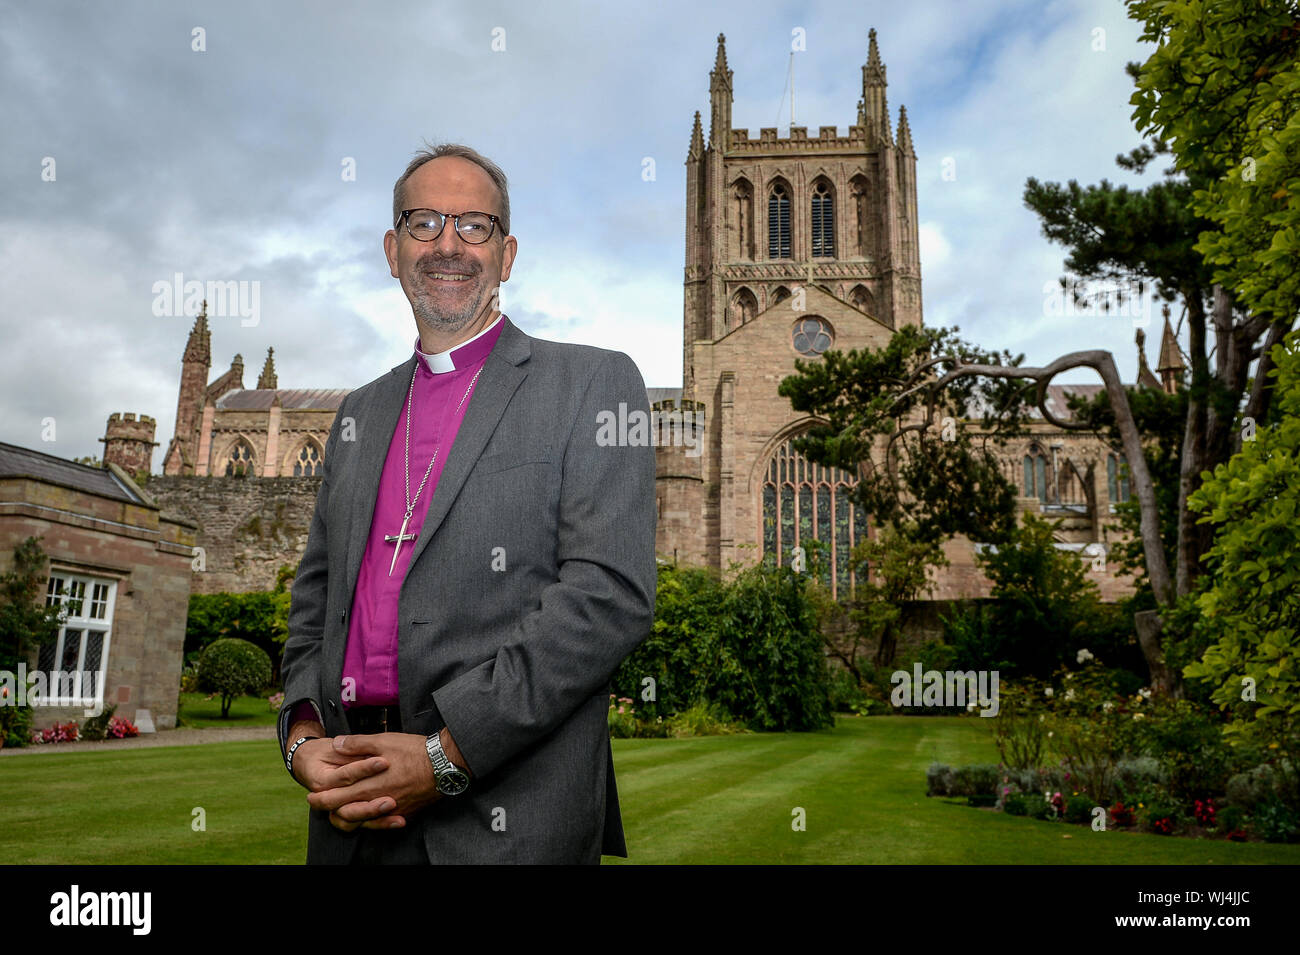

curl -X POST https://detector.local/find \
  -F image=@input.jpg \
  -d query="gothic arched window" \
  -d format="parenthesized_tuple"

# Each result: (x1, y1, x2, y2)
(811, 181, 835, 258)
(732, 179, 755, 260)
(761, 438, 867, 599)
(225, 439, 256, 477)
(1107, 453, 1131, 503)
(850, 175, 870, 257)
(1023, 446, 1049, 501)
(768, 182, 791, 259)
(849, 284, 875, 316)
(729, 288, 757, 332)
(293, 441, 323, 477)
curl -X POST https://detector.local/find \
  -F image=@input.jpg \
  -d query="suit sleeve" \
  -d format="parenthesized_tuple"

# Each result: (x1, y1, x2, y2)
(276, 397, 347, 760)
(432, 351, 657, 779)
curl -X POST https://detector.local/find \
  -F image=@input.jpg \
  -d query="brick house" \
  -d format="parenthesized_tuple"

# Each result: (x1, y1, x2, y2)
(0, 441, 196, 731)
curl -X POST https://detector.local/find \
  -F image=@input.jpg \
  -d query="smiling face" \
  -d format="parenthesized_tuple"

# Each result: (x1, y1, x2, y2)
(384, 156, 517, 350)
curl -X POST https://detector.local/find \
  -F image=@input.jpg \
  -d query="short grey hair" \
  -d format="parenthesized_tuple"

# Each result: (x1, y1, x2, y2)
(392, 142, 511, 236)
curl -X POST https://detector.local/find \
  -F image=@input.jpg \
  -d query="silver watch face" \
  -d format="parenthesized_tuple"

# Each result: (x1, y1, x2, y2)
(437, 768, 470, 796)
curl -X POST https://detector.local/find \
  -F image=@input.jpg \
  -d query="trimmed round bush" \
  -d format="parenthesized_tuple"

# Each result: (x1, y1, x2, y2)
(197, 638, 272, 718)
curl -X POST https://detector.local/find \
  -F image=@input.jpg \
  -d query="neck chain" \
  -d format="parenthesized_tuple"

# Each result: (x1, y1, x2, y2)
(385, 362, 484, 575)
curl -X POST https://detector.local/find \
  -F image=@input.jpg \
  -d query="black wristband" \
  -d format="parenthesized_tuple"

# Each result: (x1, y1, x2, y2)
(286, 735, 319, 780)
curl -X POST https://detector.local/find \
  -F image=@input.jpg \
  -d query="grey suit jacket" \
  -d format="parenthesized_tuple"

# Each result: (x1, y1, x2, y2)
(276, 316, 657, 863)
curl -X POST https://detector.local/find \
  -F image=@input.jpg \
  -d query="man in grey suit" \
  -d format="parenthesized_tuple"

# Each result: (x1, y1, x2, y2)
(277, 143, 657, 864)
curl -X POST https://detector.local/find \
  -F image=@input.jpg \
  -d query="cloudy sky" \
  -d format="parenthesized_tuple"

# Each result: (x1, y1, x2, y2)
(0, 0, 1172, 469)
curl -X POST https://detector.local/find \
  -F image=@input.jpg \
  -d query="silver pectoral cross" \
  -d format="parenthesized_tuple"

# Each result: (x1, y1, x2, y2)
(385, 510, 418, 576)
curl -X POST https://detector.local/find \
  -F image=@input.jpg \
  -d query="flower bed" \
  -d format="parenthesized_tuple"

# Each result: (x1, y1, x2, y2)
(926, 652, 1299, 843)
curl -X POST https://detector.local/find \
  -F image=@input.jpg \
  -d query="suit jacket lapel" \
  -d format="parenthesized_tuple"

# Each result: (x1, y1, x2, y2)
(401, 316, 531, 580)
(343, 356, 416, 604)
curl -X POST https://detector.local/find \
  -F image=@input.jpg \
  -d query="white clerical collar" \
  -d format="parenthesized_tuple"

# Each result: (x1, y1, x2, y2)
(414, 314, 504, 374)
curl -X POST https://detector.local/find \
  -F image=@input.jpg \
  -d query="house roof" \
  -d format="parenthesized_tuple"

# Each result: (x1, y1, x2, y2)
(215, 388, 351, 411)
(0, 442, 145, 504)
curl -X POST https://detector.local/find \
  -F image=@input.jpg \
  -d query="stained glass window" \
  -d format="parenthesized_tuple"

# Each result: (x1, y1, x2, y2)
(761, 438, 868, 599)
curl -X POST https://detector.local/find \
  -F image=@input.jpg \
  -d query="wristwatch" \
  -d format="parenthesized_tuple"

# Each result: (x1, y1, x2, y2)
(425, 730, 470, 796)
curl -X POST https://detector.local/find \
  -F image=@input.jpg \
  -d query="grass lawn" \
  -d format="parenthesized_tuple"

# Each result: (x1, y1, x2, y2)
(175, 691, 280, 728)
(2, 715, 1297, 864)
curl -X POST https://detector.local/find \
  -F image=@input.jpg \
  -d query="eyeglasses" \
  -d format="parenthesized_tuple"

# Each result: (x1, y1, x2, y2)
(396, 208, 500, 244)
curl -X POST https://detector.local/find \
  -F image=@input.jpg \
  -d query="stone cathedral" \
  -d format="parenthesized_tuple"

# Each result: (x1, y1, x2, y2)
(102, 30, 1184, 603)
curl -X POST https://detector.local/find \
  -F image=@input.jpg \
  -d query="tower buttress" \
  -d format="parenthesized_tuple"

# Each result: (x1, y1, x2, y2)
(163, 301, 211, 475)
(684, 110, 707, 397)
(861, 29, 889, 143)
(709, 34, 733, 152)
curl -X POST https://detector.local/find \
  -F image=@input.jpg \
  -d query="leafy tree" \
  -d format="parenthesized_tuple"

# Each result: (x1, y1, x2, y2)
(0, 536, 62, 674)
(778, 323, 1027, 550)
(613, 560, 833, 732)
(196, 638, 272, 718)
(1184, 329, 1300, 805)
(711, 562, 833, 731)
(185, 591, 290, 680)
(1125, 0, 1300, 596)
(1066, 385, 1187, 606)
(947, 514, 1120, 680)
(831, 522, 948, 672)
(613, 563, 724, 719)
(1128, 0, 1300, 329)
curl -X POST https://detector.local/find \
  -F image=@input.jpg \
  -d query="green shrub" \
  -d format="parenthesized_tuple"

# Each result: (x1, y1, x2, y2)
(1253, 797, 1300, 843)
(1136, 700, 1235, 801)
(949, 764, 1000, 798)
(1027, 795, 1056, 820)
(989, 679, 1050, 769)
(1065, 794, 1095, 825)
(665, 701, 746, 738)
(607, 695, 638, 739)
(828, 667, 872, 714)
(1, 702, 34, 748)
(1218, 805, 1248, 836)
(1113, 756, 1167, 804)
(1226, 762, 1292, 811)
(612, 565, 723, 720)
(927, 762, 955, 797)
(967, 794, 997, 807)
(948, 515, 1121, 681)
(185, 591, 290, 679)
(711, 564, 834, 731)
(1003, 794, 1029, 816)
(1139, 796, 1182, 835)
(79, 704, 118, 741)
(196, 638, 272, 718)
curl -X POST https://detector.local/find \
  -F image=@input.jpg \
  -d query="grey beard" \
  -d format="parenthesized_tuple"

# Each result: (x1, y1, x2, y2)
(408, 279, 483, 332)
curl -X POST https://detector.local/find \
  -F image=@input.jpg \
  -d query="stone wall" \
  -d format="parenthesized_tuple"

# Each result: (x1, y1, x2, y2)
(145, 475, 322, 594)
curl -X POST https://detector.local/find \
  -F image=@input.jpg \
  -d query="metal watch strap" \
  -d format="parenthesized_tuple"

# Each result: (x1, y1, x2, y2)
(425, 731, 453, 775)
(425, 731, 469, 795)
(286, 735, 318, 779)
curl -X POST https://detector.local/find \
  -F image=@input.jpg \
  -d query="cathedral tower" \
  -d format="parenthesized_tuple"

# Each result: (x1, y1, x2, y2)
(682, 29, 921, 398)
(664, 29, 919, 587)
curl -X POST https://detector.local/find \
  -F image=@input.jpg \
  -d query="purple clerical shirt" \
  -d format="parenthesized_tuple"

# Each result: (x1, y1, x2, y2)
(289, 315, 504, 726)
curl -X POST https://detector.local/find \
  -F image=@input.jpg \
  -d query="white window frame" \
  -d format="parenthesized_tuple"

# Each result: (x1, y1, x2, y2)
(40, 571, 117, 707)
